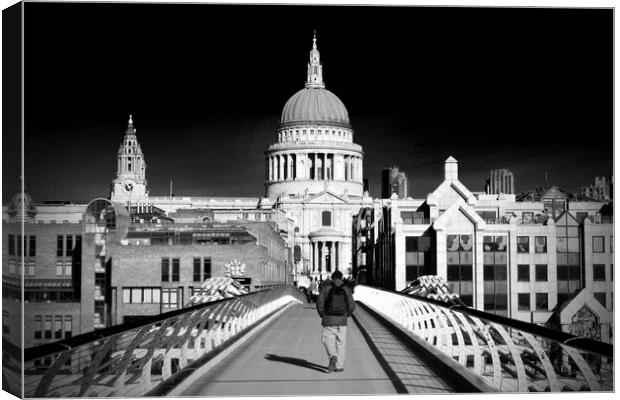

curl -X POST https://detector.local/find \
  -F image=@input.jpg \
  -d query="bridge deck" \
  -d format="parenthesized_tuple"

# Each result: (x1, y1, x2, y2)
(181, 302, 455, 396)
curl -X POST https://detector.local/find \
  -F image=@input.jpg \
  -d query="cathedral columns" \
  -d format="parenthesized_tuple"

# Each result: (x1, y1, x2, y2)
(348, 156, 353, 181)
(313, 241, 318, 272)
(358, 157, 362, 182)
(313, 153, 318, 181)
(320, 242, 326, 273)
(324, 153, 328, 180)
(335, 242, 339, 270)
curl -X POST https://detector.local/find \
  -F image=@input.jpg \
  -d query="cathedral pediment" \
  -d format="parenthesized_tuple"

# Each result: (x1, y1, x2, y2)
(303, 190, 349, 204)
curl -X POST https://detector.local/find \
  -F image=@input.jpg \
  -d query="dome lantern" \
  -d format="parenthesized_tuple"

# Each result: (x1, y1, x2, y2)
(306, 30, 324, 89)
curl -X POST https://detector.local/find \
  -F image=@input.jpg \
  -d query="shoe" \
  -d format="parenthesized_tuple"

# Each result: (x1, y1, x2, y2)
(335, 368, 344, 372)
(327, 356, 338, 372)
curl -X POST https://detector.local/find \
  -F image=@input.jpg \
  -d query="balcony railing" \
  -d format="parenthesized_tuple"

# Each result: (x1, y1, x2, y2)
(14, 286, 305, 397)
(355, 285, 613, 392)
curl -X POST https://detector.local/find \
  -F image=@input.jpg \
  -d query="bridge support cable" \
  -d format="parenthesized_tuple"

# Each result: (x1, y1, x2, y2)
(355, 285, 613, 392)
(16, 286, 305, 398)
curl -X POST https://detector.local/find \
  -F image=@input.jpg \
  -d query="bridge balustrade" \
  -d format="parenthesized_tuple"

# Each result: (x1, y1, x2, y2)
(355, 285, 613, 392)
(17, 286, 304, 398)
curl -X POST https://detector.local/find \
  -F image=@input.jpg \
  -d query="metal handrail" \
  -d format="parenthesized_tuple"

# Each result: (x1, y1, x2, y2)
(24, 288, 271, 362)
(355, 285, 613, 392)
(14, 285, 305, 398)
(401, 292, 612, 358)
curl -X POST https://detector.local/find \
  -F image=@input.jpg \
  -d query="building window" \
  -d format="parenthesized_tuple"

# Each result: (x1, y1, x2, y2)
(162, 258, 170, 281)
(57, 235, 64, 257)
(534, 236, 547, 253)
(64, 316, 72, 339)
(162, 288, 178, 309)
(123, 287, 161, 304)
(66, 236, 73, 256)
(44, 316, 52, 339)
(478, 211, 496, 223)
(402, 211, 424, 224)
(405, 236, 431, 282)
(517, 264, 530, 282)
(56, 235, 79, 257)
(483, 263, 508, 315)
(518, 293, 530, 311)
(522, 212, 534, 223)
(593, 264, 606, 281)
(27, 261, 36, 276)
(482, 236, 508, 315)
(535, 293, 548, 311)
(172, 258, 180, 282)
(594, 292, 607, 308)
(611, 236, 614, 253)
(8, 234, 14, 256)
(56, 261, 64, 276)
(556, 215, 582, 303)
(29, 235, 36, 257)
(123, 288, 131, 303)
(16, 235, 22, 256)
(34, 315, 42, 339)
(557, 265, 581, 305)
(517, 236, 529, 253)
(55, 260, 71, 276)
(54, 316, 63, 339)
(535, 264, 548, 282)
(321, 211, 332, 226)
(204, 257, 212, 279)
(193, 258, 201, 281)
(446, 234, 474, 306)
(593, 236, 605, 253)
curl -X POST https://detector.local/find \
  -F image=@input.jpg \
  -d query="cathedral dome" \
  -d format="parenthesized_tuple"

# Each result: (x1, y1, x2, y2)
(280, 87, 350, 126)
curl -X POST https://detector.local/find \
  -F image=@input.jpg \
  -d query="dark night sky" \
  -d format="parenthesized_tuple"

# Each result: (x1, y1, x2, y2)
(4, 3, 613, 202)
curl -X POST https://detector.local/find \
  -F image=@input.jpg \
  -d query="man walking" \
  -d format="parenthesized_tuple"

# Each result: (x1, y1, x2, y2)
(316, 270, 355, 373)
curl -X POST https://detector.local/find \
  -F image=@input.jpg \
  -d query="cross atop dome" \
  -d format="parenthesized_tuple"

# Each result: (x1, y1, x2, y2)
(306, 31, 325, 89)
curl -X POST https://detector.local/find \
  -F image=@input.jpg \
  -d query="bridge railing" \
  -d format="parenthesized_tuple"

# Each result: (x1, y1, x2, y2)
(19, 286, 305, 398)
(355, 285, 613, 392)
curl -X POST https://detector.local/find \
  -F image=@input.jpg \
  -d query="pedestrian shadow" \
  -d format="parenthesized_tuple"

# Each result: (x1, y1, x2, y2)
(265, 354, 327, 373)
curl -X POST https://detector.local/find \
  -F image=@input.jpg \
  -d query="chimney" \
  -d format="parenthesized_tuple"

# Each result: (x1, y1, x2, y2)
(444, 156, 458, 181)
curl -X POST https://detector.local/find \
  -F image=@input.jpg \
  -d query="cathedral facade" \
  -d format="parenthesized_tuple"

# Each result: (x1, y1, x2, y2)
(111, 34, 373, 280)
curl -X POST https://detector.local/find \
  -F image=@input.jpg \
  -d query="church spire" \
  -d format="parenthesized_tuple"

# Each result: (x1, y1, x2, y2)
(306, 30, 325, 88)
(111, 115, 148, 203)
(126, 114, 136, 135)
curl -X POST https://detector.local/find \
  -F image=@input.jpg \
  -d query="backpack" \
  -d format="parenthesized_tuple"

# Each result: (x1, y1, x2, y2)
(325, 285, 348, 316)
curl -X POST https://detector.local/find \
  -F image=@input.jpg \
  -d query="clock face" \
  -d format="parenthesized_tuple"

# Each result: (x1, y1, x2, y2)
(122, 180, 136, 193)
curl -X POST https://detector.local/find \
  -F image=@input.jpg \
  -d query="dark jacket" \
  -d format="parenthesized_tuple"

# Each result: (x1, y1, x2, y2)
(316, 278, 355, 326)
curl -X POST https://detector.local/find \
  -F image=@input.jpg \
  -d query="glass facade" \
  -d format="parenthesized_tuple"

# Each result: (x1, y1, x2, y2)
(446, 234, 473, 306)
(405, 236, 431, 282)
(556, 213, 582, 305)
(483, 236, 508, 316)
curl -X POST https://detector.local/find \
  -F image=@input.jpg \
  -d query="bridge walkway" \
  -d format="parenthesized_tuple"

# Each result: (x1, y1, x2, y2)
(181, 303, 455, 396)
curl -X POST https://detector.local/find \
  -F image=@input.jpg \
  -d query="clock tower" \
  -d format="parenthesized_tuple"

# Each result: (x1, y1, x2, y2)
(110, 115, 148, 203)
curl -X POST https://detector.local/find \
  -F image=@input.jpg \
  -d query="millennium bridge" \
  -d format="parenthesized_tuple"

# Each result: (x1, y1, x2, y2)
(6, 283, 614, 397)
